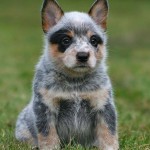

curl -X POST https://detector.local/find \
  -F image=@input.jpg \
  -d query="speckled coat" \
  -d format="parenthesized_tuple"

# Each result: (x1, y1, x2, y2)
(15, 0, 119, 149)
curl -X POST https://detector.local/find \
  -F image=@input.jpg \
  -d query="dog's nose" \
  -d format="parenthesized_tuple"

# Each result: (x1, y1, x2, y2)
(76, 52, 90, 62)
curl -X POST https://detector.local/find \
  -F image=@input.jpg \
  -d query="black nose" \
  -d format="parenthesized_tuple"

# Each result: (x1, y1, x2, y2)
(76, 52, 90, 62)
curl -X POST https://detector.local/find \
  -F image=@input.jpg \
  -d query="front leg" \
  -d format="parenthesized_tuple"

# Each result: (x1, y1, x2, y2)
(33, 100, 60, 150)
(96, 102, 119, 150)
(37, 124, 60, 150)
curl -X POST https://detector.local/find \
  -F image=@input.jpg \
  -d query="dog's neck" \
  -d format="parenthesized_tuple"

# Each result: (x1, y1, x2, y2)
(36, 56, 109, 92)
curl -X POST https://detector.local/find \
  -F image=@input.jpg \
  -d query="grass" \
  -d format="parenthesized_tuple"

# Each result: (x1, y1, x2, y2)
(0, 0, 150, 149)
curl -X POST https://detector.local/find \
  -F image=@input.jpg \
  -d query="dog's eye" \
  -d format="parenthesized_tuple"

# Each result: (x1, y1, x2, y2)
(61, 36, 72, 46)
(90, 35, 103, 47)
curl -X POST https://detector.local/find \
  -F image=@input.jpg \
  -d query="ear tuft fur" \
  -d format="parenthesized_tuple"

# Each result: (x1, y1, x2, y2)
(41, 0, 64, 33)
(89, 0, 109, 31)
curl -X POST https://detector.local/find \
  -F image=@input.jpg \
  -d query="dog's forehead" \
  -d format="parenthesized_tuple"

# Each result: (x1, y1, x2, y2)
(49, 12, 104, 38)
(64, 12, 93, 25)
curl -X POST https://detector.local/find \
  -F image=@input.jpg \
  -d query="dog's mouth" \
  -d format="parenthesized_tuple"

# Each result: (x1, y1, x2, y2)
(74, 63, 89, 68)
(75, 65, 88, 68)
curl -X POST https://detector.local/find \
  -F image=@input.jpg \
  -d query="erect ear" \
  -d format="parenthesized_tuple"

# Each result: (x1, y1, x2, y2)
(89, 0, 109, 31)
(41, 0, 64, 33)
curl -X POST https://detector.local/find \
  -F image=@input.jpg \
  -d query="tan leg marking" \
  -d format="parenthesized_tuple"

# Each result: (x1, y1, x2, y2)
(96, 121, 119, 150)
(38, 125, 60, 150)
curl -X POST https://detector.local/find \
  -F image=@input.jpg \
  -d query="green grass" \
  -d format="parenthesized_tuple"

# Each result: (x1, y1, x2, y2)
(0, 0, 150, 149)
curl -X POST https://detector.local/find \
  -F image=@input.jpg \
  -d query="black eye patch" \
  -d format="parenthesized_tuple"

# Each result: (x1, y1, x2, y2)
(90, 35, 103, 48)
(49, 29, 73, 52)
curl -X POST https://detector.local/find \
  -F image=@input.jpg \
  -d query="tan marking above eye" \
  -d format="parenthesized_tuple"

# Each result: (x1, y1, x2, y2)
(66, 30, 74, 37)
(87, 30, 94, 39)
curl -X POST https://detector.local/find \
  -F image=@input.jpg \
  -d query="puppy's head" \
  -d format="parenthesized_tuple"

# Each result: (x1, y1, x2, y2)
(42, 0, 109, 76)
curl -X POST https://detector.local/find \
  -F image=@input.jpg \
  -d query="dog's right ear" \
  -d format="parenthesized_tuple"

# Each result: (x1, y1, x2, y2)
(41, 0, 64, 33)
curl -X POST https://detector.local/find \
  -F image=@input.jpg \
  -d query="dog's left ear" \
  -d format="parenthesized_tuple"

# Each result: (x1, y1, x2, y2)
(89, 0, 109, 31)
(41, 0, 64, 33)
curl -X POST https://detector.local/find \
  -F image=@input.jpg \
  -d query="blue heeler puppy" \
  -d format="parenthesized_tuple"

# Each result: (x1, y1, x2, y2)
(15, 0, 119, 149)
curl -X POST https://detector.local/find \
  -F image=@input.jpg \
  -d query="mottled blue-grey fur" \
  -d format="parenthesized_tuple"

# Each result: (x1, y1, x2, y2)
(15, 0, 119, 149)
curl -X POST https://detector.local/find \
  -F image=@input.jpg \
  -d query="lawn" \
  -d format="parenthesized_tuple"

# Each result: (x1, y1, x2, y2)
(0, 0, 150, 149)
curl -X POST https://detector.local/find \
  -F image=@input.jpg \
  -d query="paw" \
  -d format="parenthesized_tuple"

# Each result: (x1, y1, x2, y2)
(98, 144, 119, 150)
(40, 145, 60, 150)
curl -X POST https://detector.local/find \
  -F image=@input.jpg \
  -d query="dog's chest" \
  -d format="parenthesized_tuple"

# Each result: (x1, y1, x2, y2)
(39, 88, 109, 145)
(56, 99, 97, 146)
(40, 88, 109, 112)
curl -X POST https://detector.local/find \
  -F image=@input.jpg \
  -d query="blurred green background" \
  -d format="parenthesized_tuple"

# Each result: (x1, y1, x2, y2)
(0, 0, 150, 149)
